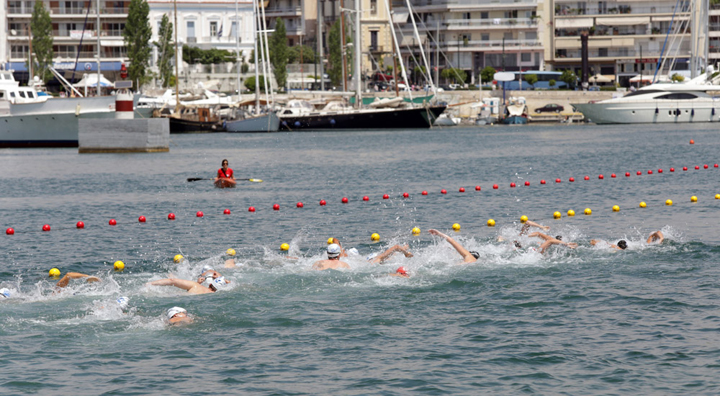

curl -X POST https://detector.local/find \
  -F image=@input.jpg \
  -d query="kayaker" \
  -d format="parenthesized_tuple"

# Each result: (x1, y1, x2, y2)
(214, 159, 235, 183)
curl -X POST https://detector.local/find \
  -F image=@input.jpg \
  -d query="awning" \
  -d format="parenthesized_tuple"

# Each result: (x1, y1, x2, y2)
(400, 35, 426, 46)
(7, 61, 123, 72)
(72, 74, 114, 88)
(392, 11, 409, 23)
(596, 16, 650, 26)
(555, 18, 593, 28)
(652, 16, 689, 22)
(100, 40, 125, 47)
(555, 38, 581, 49)
(590, 74, 614, 83)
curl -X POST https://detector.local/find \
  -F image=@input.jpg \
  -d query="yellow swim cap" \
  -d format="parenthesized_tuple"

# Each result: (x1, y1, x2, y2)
(173, 254, 184, 263)
(226, 248, 236, 256)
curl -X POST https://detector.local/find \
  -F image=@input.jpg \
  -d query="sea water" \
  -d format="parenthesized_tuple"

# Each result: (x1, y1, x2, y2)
(1, 124, 719, 395)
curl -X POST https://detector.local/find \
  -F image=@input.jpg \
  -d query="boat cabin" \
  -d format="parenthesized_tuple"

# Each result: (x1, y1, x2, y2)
(0, 72, 49, 105)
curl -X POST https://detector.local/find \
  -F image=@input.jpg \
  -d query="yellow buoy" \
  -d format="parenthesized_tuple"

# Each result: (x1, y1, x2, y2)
(715, 194, 720, 200)
(226, 248, 236, 256)
(666, 199, 673, 206)
(371, 233, 380, 241)
(173, 254, 184, 263)
(584, 208, 592, 215)
(113, 261, 125, 271)
(690, 196, 698, 203)
(487, 219, 496, 227)
(612, 205, 620, 212)
(280, 243, 289, 251)
(553, 211, 561, 219)
(411, 227, 421, 236)
(520, 215, 528, 223)
(452, 223, 461, 231)
(327, 237, 335, 245)
(639, 202, 647, 208)
(567, 210, 575, 217)
(49, 268, 61, 278)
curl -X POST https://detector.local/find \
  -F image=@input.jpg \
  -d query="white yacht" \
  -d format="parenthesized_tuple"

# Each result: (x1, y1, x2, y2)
(572, 69, 720, 124)
(0, 71, 119, 147)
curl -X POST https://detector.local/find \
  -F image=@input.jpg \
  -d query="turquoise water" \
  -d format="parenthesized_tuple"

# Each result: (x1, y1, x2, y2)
(1, 124, 719, 394)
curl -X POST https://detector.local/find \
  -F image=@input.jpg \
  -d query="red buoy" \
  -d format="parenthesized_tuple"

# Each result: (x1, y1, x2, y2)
(648, 170, 653, 174)
(248, 206, 256, 212)
(637, 171, 642, 175)
(510, 183, 516, 188)
(459, 188, 465, 192)
(598, 174, 604, 179)
(690, 139, 695, 144)
(569, 177, 575, 182)
(540, 180, 546, 185)
(5, 228, 14, 235)
(422, 191, 428, 195)
(475, 186, 481, 191)
(714, 164, 718, 168)
(670, 168, 675, 172)
(109, 219, 117, 226)
(168, 213, 176, 220)
(342, 197, 349, 203)
(555, 178, 561, 183)
(383, 194, 389, 199)
(658, 169, 663, 173)
(493, 184, 499, 189)
(196, 211, 204, 217)
(441, 189, 447, 194)
(611, 173, 616, 178)
(42, 224, 51, 232)
(524, 181, 530, 186)
(362, 196, 369, 201)
(296, 202, 303, 208)
(224, 209, 231, 214)
(704, 164, 709, 169)
(625, 172, 630, 177)
(76, 221, 84, 229)
(695, 166, 700, 170)
(139, 216, 147, 222)
(273, 204, 280, 210)
(403, 192, 410, 198)
(584, 176, 590, 180)
(683, 167, 688, 171)
(319, 200, 327, 206)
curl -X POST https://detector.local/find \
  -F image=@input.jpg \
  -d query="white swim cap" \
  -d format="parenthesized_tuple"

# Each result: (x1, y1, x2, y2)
(366, 252, 379, 261)
(347, 248, 359, 256)
(116, 296, 129, 310)
(209, 277, 227, 291)
(327, 244, 341, 258)
(202, 265, 214, 273)
(0, 288, 10, 298)
(167, 306, 186, 319)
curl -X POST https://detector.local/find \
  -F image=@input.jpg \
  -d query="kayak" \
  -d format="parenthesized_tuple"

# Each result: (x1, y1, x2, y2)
(214, 178, 237, 188)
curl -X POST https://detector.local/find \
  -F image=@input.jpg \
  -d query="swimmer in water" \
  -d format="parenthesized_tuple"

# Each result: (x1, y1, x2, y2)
(368, 244, 414, 264)
(197, 265, 226, 284)
(0, 288, 11, 299)
(327, 238, 349, 257)
(528, 232, 578, 254)
(590, 239, 627, 250)
(519, 220, 551, 235)
(55, 272, 101, 288)
(647, 231, 664, 244)
(388, 266, 410, 278)
(428, 229, 479, 264)
(166, 307, 194, 325)
(147, 276, 228, 294)
(312, 243, 350, 270)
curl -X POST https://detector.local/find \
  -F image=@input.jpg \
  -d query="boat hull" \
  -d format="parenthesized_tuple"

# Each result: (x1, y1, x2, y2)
(168, 117, 224, 133)
(279, 106, 446, 130)
(572, 102, 720, 124)
(225, 113, 280, 132)
(503, 116, 528, 125)
(0, 111, 119, 148)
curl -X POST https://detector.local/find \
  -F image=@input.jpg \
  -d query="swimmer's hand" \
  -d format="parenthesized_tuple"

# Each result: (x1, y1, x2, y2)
(86, 276, 101, 283)
(428, 229, 447, 238)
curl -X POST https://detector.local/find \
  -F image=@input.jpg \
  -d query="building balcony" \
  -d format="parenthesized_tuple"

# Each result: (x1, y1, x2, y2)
(555, 5, 689, 17)
(555, 27, 689, 37)
(401, 17, 539, 32)
(405, 39, 540, 52)
(262, 6, 301, 17)
(554, 48, 689, 60)
(200, 36, 242, 45)
(7, 6, 128, 16)
(369, 45, 385, 53)
(392, 0, 536, 12)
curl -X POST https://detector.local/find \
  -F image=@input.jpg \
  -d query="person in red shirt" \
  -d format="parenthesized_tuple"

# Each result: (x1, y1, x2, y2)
(214, 159, 235, 182)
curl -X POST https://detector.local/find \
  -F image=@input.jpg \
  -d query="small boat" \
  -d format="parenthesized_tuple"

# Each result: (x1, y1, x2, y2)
(224, 99, 280, 132)
(434, 113, 461, 126)
(165, 105, 225, 133)
(502, 103, 529, 125)
(214, 178, 236, 188)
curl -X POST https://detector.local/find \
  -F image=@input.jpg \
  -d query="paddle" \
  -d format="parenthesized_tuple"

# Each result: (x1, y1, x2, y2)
(187, 178, 263, 182)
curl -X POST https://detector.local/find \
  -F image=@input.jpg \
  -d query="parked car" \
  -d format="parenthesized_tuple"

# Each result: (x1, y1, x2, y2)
(535, 104, 564, 113)
(367, 81, 389, 91)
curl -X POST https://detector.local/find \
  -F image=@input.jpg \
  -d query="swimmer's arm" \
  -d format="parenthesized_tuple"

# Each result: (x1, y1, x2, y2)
(169, 316, 194, 325)
(371, 245, 411, 264)
(647, 231, 664, 244)
(56, 272, 99, 288)
(539, 240, 555, 254)
(528, 232, 553, 241)
(429, 229, 475, 263)
(520, 221, 549, 235)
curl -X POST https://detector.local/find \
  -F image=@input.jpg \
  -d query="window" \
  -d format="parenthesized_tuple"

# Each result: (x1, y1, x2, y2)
(598, 48, 608, 56)
(19, 91, 26, 98)
(525, 32, 537, 40)
(231, 21, 237, 38)
(481, 12, 488, 19)
(504, 32, 513, 40)
(521, 53, 531, 62)
(26, 91, 34, 98)
(187, 21, 195, 37)
(463, 12, 470, 20)
(0, 92, 4, 99)
(657, 93, 697, 100)
(481, 34, 489, 41)
(370, 0, 377, 15)
(504, 10, 518, 18)
(370, 31, 378, 50)
(210, 21, 218, 37)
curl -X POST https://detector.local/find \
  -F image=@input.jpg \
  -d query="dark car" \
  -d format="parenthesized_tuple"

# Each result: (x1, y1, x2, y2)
(367, 81, 389, 91)
(535, 104, 564, 113)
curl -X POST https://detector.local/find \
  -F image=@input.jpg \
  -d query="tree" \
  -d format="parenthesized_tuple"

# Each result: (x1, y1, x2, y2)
(182, 45, 233, 64)
(441, 68, 467, 84)
(153, 14, 174, 88)
(560, 69, 576, 88)
(480, 66, 496, 83)
(269, 18, 288, 89)
(328, 20, 343, 86)
(287, 45, 316, 64)
(671, 73, 685, 82)
(30, 0, 53, 83)
(123, 0, 153, 87)
(243, 75, 266, 92)
(524, 74, 538, 88)
(549, 79, 556, 87)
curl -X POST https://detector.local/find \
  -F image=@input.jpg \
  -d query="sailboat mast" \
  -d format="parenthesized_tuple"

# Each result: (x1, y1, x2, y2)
(173, 0, 180, 113)
(235, 0, 240, 100)
(354, 0, 361, 108)
(340, 0, 348, 92)
(97, 0, 101, 95)
(405, 0, 435, 95)
(253, 0, 260, 113)
(383, 0, 412, 100)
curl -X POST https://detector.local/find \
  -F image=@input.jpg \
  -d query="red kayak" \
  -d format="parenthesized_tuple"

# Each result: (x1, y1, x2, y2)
(214, 178, 237, 188)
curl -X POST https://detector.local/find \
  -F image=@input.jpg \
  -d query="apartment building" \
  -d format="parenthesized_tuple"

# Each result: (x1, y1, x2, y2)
(543, 0, 704, 84)
(709, 1, 720, 64)
(392, 0, 544, 84)
(264, 0, 314, 46)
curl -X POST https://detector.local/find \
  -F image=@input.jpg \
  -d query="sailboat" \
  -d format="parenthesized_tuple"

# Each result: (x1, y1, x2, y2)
(224, 0, 279, 132)
(277, 0, 445, 130)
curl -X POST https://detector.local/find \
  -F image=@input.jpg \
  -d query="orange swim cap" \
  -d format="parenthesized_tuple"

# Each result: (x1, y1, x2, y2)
(396, 267, 408, 276)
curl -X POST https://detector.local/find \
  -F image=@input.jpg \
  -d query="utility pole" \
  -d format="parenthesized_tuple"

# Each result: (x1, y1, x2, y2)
(173, 0, 179, 113)
(318, 0, 325, 90)
(96, 0, 101, 96)
(435, 21, 439, 86)
(340, 0, 348, 91)
(354, 0, 361, 107)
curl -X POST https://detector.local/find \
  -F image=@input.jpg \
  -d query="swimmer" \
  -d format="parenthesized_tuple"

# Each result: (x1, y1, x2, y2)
(590, 239, 627, 250)
(197, 265, 225, 284)
(147, 276, 228, 295)
(529, 232, 577, 254)
(55, 272, 101, 288)
(647, 231, 664, 244)
(167, 307, 194, 325)
(312, 243, 350, 270)
(328, 238, 349, 257)
(428, 229, 479, 264)
(388, 266, 410, 278)
(0, 288, 11, 299)
(519, 220, 551, 235)
(368, 244, 413, 264)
